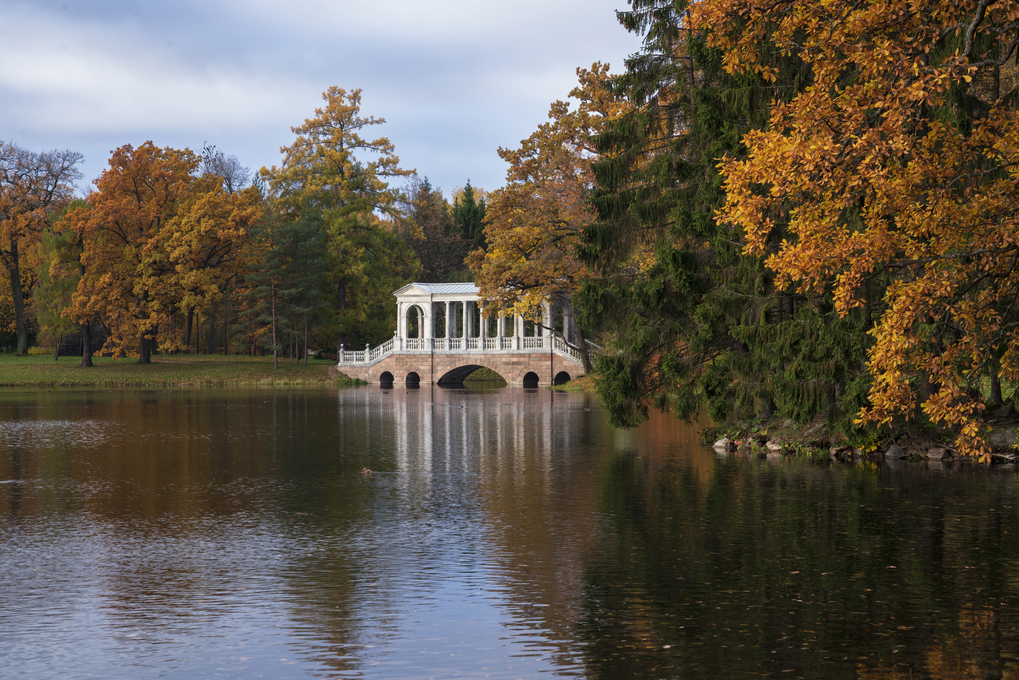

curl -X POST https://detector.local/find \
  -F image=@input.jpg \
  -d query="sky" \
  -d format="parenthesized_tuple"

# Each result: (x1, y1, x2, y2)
(0, 0, 643, 200)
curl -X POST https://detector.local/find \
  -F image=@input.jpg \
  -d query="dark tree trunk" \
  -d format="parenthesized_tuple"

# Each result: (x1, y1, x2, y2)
(576, 326, 594, 373)
(206, 307, 216, 355)
(8, 238, 28, 356)
(80, 321, 93, 368)
(336, 276, 347, 356)
(223, 295, 229, 356)
(271, 278, 279, 370)
(138, 330, 154, 363)
(53, 335, 62, 361)
(991, 363, 1004, 406)
(184, 307, 194, 352)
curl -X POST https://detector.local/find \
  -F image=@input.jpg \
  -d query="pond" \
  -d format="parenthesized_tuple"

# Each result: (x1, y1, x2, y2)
(1, 386, 1018, 679)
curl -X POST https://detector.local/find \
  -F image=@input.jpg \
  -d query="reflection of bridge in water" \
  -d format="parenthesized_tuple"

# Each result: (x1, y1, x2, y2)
(329, 386, 613, 672)
(337, 283, 588, 387)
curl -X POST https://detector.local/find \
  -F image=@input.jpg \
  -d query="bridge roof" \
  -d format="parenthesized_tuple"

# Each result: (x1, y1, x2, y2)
(393, 282, 479, 297)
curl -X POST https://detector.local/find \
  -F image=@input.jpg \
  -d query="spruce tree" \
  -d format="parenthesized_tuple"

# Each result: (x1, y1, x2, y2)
(246, 210, 329, 367)
(453, 181, 487, 252)
(580, 0, 875, 433)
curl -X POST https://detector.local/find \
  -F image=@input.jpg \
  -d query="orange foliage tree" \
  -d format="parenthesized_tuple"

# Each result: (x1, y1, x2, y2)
(469, 64, 628, 366)
(68, 142, 261, 362)
(693, 0, 1019, 457)
(0, 142, 82, 354)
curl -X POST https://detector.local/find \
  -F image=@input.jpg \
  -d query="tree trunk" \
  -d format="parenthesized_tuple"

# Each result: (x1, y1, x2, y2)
(80, 321, 93, 368)
(223, 295, 229, 356)
(271, 278, 279, 370)
(53, 335, 62, 361)
(336, 276, 347, 356)
(8, 238, 28, 356)
(139, 332, 152, 363)
(184, 307, 194, 352)
(304, 314, 309, 366)
(991, 362, 1004, 406)
(575, 326, 594, 373)
(206, 307, 216, 355)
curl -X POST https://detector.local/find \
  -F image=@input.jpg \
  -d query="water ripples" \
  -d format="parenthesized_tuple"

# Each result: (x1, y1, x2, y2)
(0, 419, 110, 449)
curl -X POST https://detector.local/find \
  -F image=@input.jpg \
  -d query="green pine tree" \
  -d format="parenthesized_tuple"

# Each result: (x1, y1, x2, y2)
(453, 180, 487, 252)
(245, 209, 329, 368)
(579, 0, 876, 435)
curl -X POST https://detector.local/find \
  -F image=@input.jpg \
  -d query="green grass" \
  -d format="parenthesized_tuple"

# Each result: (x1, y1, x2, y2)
(0, 354, 358, 387)
(462, 366, 507, 385)
(551, 374, 597, 392)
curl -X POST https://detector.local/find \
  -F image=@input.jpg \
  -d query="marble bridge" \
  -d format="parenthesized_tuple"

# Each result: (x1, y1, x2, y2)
(336, 282, 587, 387)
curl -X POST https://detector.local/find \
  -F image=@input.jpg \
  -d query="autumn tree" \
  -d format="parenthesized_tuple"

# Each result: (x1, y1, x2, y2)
(261, 87, 415, 354)
(320, 211, 421, 349)
(35, 201, 89, 361)
(260, 87, 411, 213)
(398, 177, 470, 281)
(576, 1, 869, 432)
(694, 0, 1019, 457)
(68, 142, 261, 362)
(471, 63, 626, 372)
(0, 142, 83, 355)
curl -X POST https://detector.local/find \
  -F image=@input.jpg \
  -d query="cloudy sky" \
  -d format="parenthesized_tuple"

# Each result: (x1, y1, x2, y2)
(0, 0, 642, 199)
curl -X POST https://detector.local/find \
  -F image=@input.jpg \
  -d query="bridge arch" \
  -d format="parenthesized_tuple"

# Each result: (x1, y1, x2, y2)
(406, 371, 421, 388)
(380, 371, 394, 389)
(553, 371, 571, 386)
(522, 372, 540, 388)
(436, 364, 507, 387)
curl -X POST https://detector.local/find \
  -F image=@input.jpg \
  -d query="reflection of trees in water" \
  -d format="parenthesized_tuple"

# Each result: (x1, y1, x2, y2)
(286, 386, 616, 674)
(581, 453, 1019, 679)
(8, 389, 1017, 678)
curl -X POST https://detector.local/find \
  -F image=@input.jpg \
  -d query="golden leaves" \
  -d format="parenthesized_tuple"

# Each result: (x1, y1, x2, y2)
(473, 64, 630, 317)
(698, 0, 1019, 456)
(259, 87, 411, 215)
(70, 142, 261, 355)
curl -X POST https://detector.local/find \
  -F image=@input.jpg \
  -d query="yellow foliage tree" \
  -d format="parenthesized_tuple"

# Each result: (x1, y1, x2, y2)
(68, 142, 261, 362)
(260, 86, 411, 213)
(470, 64, 629, 367)
(694, 0, 1019, 458)
(0, 142, 82, 354)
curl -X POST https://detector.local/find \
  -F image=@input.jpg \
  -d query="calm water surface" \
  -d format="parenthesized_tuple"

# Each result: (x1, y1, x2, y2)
(1, 386, 1018, 679)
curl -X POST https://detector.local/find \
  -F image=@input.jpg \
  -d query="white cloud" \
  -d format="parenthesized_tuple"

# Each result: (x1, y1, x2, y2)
(0, 0, 641, 196)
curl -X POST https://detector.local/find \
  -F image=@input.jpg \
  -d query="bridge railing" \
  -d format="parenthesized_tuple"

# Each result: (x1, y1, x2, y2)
(553, 335, 583, 364)
(338, 333, 592, 365)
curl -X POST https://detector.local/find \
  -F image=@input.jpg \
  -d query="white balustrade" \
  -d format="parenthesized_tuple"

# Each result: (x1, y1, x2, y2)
(338, 330, 591, 366)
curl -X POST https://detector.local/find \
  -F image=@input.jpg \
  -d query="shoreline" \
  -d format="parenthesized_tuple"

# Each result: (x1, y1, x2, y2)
(702, 419, 1019, 467)
(0, 355, 360, 388)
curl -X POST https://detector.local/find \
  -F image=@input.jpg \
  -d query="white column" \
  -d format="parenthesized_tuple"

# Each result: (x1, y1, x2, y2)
(543, 303, 552, 348)
(424, 304, 433, 339)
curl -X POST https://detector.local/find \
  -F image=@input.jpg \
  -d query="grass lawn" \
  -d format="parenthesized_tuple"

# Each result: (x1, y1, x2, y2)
(0, 354, 355, 387)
